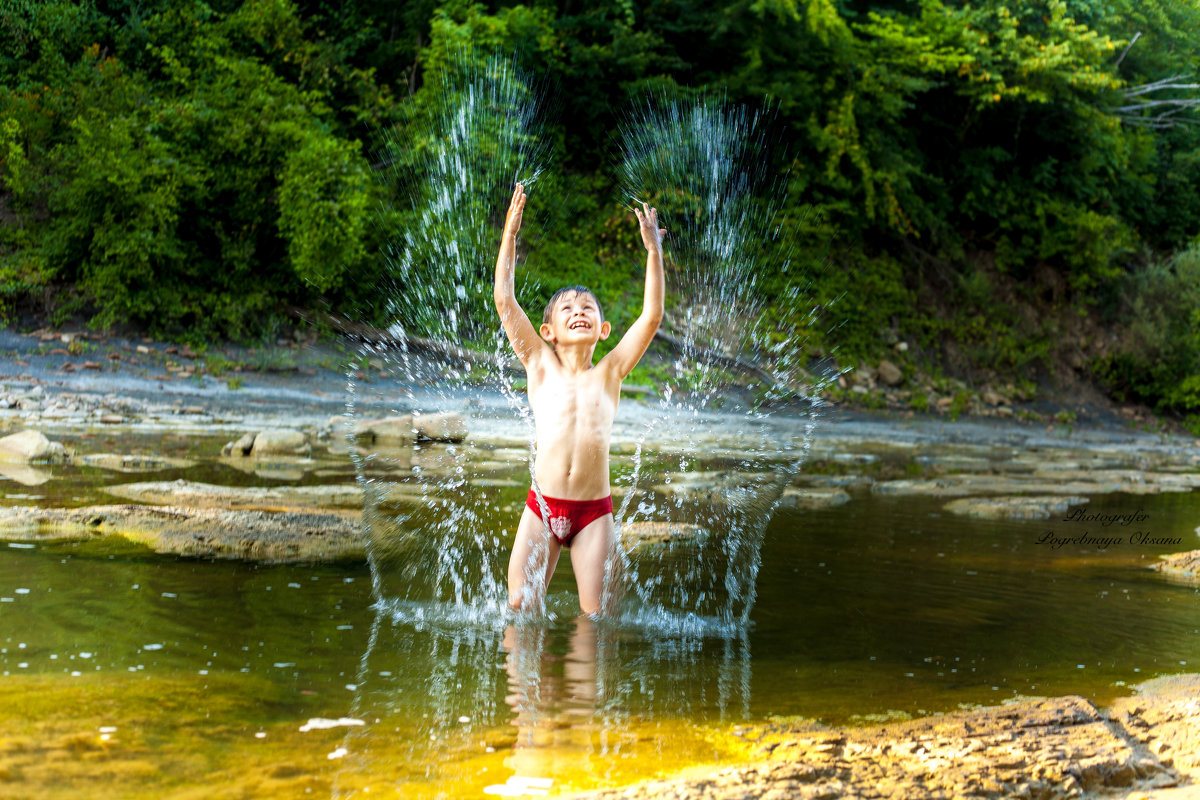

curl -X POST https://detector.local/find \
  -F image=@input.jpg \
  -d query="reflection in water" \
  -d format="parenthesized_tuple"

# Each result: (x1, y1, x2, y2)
(332, 601, 751, 797)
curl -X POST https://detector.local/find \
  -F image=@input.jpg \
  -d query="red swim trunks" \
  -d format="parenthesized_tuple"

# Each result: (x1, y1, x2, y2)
(525, 490, 614, 547)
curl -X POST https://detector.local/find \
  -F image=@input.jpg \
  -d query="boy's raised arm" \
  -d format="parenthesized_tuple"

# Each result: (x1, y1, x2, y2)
(494, 184, 542, 365)
(604, 202, 665, 379)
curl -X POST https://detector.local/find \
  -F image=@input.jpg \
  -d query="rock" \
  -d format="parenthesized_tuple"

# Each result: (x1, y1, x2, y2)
(325, 414, 352, 438)
(620, 521, 707, 548)
(355, 415, 416, 443)
(413, 411, 467, 443)
(779, 487, 851, 510)
(575, 686, 1200, 800)
(1151, 550, 1200, 581)
(222, 432, 257, 457)
(872, 473, 1176, 499)
(876, 360, 904, 387)
(1109, 674, 1200, 782)
(0, 504, 364, 562)
(0, 430, 68, 464)
(943, 495, 1090, 521)
(983, 391, 1003, 406)
(251, 429, 310, 456)
(104, 479, 364, 510)
(76, 454, 196, 473)
(653, 472, 785, 513)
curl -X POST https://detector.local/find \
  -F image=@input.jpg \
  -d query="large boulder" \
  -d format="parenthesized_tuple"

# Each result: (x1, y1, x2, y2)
(250, 430, 310, 456)
(0, 430, 68, 464)
(414, 411, 467, 443)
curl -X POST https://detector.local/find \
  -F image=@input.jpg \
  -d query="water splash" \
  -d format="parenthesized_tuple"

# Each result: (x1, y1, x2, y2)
(375, 52, 549, 349)
(613, 90, 836, 631)
(347, 52, 550, 620)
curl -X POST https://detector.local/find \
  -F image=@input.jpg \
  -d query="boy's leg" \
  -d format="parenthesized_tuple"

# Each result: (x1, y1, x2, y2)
(568, 513, 619, 616)
(508, 505, 562, 611)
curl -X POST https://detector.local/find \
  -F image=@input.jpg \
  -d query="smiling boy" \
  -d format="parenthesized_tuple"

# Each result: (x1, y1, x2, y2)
(494, 183, 665, 615)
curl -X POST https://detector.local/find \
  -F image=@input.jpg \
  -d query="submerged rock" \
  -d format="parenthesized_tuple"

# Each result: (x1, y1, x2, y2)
(0, 504, 364, 562)
(0, 430, 68, 464)
(944, 495, 1090, 520)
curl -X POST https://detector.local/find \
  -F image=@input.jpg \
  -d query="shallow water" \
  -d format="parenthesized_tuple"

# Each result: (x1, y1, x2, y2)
(1, 432, 1199, 798)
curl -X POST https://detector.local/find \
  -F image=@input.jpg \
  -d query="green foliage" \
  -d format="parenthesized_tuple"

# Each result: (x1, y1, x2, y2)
(1095, 246, 1200, 415)
(0, 0, 382, 336)
(0, 0, 1198, 422)
(276, 126, 373, 292)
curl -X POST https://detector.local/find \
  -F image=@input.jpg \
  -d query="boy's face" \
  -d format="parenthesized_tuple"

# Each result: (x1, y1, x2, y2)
(540, 290, 611, 347)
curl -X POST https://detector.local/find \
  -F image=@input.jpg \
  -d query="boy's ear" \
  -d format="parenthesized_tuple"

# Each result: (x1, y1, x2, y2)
(539, 322, 555, 342)
(599, 320, 612, 340)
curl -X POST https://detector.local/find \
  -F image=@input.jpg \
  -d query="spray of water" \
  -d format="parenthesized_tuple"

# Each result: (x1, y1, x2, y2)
(613, 90, 837, 633)
(347, 51, 550, 621)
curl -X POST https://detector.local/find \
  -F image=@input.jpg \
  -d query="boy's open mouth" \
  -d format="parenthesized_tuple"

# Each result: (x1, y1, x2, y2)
(569, 320, 590, 330)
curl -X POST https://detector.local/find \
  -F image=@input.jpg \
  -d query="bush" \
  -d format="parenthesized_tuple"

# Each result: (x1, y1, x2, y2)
(1095, 247, 1200, 416)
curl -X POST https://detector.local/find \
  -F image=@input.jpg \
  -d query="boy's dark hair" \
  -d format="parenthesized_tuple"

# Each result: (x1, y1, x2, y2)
(542, 285, 603, 324)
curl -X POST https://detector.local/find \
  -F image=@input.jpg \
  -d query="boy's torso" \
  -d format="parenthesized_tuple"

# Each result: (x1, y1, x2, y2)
(527, 356, 620, 501)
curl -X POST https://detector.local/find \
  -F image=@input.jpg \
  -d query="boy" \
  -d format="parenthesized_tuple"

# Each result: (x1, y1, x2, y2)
(494, 183, 665, 616)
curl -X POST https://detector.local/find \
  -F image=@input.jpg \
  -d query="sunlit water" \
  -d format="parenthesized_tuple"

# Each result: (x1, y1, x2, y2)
(1, 433, 1199, 797)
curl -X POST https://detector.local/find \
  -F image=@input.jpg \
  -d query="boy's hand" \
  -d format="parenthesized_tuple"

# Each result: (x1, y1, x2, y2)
(504, 183, 526, 238)
(634, 202, 666, 252)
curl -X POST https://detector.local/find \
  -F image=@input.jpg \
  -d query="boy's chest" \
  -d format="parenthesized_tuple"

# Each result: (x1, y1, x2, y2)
(531, 370, 617, 421)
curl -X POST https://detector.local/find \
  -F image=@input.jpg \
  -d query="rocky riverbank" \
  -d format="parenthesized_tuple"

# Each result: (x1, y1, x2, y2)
(571, 675, 1200, 800)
